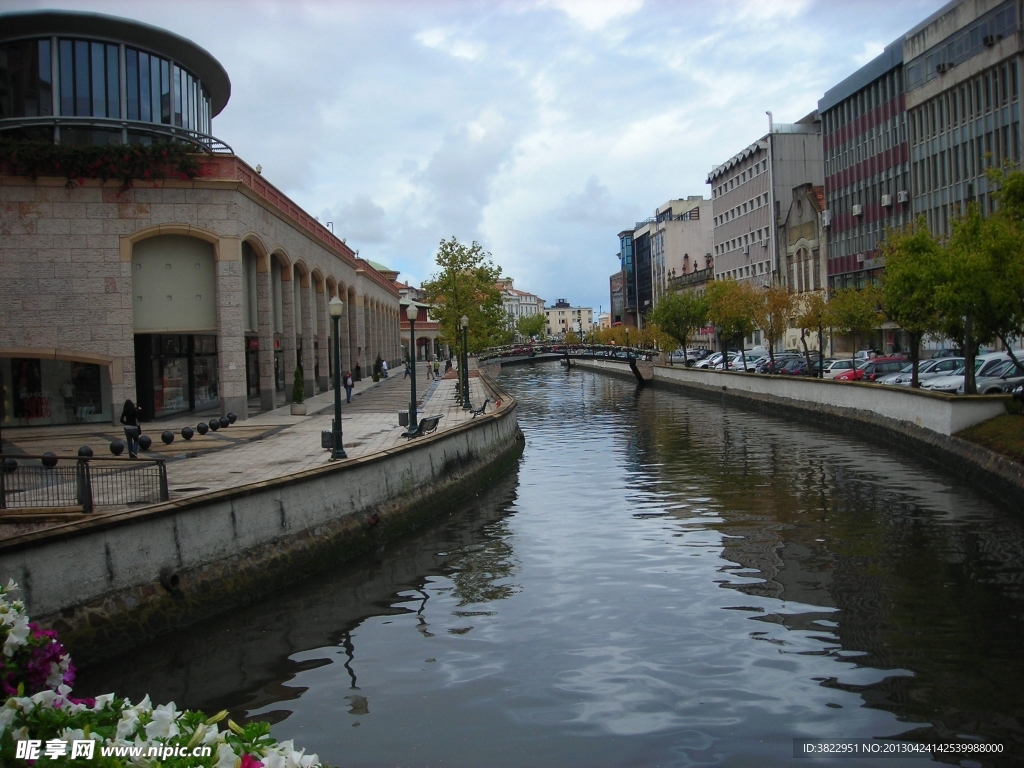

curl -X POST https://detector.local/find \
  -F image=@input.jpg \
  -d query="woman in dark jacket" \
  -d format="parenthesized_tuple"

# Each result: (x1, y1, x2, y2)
(120, 399, 141, 458)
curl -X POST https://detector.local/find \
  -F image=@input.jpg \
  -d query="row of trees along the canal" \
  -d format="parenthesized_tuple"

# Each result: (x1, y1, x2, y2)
(646, 169, 1024, 393)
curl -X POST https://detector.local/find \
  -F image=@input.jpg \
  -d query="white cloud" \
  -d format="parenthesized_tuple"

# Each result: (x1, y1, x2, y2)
(536, 0, 645, 31)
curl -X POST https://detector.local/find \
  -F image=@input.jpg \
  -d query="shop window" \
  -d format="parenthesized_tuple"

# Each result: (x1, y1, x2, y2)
(2, 357, 110, 427)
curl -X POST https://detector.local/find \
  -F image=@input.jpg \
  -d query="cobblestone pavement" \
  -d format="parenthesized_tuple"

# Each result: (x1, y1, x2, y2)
(0, 361, 500, 533)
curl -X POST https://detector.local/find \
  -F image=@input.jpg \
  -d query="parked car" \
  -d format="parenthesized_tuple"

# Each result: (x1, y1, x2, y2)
(756, 354, 800, 374)
(727, 352, 766, 371)
(854, 349, 884, 362)
(697, 352, 725, 369)
(929, 347, 962, 359)
(784, 359, 824, 376)
(833, 356, 907, 382)
(878, 356, 964, 386)
(921, 352, 1012, 393)
(957, 359, 1024, 394)
(823, 358, 857, 379)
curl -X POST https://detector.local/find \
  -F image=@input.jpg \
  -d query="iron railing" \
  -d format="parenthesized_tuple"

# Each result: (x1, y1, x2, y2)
(0, 116, 233, 154)
(0, 455, 168, 512)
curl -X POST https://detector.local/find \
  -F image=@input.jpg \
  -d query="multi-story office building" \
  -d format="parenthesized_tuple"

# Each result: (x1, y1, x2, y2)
(707, 114, 823, 286)
(819, 39, 911, 290)
(904, 0, 1022, 230)
(616, 197, 712, 325)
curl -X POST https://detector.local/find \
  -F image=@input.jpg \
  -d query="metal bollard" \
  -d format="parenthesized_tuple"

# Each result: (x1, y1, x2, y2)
(76, 458, 93, 513)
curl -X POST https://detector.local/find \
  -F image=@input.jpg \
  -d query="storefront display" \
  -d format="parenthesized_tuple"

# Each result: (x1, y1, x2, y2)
(1, 357, 111, 427)
(133, 334, 219, 419)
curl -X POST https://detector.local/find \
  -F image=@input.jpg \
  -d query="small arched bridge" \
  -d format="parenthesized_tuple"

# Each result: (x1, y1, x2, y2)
(477, 345, 655, 384)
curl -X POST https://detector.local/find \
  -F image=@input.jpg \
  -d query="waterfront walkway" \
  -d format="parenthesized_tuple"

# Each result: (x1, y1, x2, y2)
(0, 362, 497, 536)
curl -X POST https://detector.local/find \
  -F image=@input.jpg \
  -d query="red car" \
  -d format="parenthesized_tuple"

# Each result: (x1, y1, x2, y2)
(833, 355, 908, 382)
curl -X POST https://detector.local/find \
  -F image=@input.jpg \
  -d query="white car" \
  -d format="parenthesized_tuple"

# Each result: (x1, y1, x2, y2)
(823, 359, 856, 379)
(697, 352, 726, 369)
(878, 357, 964, 386)
(727, 352, 766, 371)
(956, 359, 1024, 394)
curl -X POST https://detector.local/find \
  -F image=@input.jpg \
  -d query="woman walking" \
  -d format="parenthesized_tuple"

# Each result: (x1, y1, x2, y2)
(120, 399, 141, 458)
(343, 371, 354, 403)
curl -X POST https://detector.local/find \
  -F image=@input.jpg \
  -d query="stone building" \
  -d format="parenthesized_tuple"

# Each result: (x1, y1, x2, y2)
(707, 114, 823, 287)
(0, 10, 401, 426)
(779, 184, 832, 353)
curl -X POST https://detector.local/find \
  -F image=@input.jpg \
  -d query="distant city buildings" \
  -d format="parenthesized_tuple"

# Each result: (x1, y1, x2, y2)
(496, 278, 545, 326)
(610, 0, 1024, 358)
(544, 300, 594, 338)
(616, 197, 712, 326)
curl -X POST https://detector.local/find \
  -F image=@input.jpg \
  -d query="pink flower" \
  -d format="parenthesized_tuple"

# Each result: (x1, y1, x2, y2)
(239, 755, 264, 768)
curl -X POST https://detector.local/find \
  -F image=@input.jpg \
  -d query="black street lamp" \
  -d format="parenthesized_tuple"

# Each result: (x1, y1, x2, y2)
(460, 314, 471, 409)
(328, 296, 347, 460)
(406, 302, 419, 431)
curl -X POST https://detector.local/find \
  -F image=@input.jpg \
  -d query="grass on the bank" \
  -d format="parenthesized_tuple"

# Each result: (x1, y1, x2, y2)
(957, 406, 1024, 465)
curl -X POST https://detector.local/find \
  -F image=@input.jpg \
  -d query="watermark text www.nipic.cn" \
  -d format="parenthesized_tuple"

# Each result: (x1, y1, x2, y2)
(16, 739, 214, 760)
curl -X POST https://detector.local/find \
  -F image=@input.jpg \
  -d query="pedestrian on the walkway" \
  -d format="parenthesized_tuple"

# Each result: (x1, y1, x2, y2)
(381, 359, 389, 378)
(404, 360, 411, 378)
(119, 399, 141, 458)
(354, 362, 362, 381)
(425, 358, 434, 380)
(433, 360, 440, 378)
(343, 371, 354, 403)
(445, 358, 452, 374)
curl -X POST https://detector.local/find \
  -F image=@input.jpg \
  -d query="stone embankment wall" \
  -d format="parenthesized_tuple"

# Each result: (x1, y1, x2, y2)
(573, 358, 1024, 509)
(0, 377, 523, 665)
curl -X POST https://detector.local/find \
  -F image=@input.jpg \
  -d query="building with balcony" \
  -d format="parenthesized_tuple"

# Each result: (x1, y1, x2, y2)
(0, 10, 401, 427)
(707, 114, 823, 287)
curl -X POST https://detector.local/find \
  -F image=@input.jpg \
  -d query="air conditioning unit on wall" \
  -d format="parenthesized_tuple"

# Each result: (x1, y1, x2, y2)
(821, 209, 832, 227)
(897, 190, 909, 204)
(856, 253, 865, 263)
(881, 194, 893, 207)
(852, 204, 864, 217)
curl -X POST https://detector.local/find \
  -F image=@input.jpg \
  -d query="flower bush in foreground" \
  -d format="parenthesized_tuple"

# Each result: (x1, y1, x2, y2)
(0, 581, 322, 767)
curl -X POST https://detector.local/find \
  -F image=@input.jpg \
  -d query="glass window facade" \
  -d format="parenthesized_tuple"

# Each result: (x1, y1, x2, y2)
(132, 334, 219, 420)
(1, 36, 213, 136)
(0, 39, 52, 119)
(1, 357, 111, 427)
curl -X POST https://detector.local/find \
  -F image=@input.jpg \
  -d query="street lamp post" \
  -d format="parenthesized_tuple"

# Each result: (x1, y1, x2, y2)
(328, 296, 347, 460)
(406, 303, 419, 431)
(460, 314, 471, 409)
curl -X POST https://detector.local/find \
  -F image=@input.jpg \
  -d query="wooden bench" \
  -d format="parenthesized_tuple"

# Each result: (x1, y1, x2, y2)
(402, 414, 443, 439)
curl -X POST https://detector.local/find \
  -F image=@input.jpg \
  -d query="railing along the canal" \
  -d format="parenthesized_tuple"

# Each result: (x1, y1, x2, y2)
(0, 454, 169, 513)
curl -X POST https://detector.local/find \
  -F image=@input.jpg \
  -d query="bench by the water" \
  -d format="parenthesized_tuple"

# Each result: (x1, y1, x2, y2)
(402, 414, 443, 439)
(470, 398, 490, 417)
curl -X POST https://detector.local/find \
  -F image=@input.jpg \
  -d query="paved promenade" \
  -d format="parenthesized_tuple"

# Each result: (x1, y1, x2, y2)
(0, 361, 499, 535)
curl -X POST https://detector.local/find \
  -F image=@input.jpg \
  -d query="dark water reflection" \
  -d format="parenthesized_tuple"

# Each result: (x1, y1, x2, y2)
(78, 366, 1024, 766)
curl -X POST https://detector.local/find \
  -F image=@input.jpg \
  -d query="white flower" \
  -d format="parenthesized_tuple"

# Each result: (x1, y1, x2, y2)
(94, 693, 115, 709)
(215, 742, 238, 768)
(0, 706, 17, 738)
(144, 702, 180, 740)
(3, 613, 29, 656)
(116, 707, 141, 740)
(30, 689, 57, 708)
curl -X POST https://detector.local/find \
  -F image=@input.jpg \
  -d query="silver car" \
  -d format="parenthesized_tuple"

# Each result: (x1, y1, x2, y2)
(922, 353, 1011, 393)
(878, 357, 964, 386)
(956, 359, 1024, 394)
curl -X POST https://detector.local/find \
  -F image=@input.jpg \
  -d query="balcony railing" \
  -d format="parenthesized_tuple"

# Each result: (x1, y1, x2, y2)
(0, 116, 233, 154)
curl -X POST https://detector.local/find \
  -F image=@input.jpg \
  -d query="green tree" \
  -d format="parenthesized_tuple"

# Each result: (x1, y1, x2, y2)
(421, 238, 507, 363)
(983, 169, 1024, 370)
(827, 285, 883, 369)
(516, 313, 546, 339)
(794, 292, 829, 378)
(648, 289, 709, 365)
(749, 285, 793, 372)
(705, 279, 756, 369)
(880, 219, 943, 387)
(939, 204, 1001, 394)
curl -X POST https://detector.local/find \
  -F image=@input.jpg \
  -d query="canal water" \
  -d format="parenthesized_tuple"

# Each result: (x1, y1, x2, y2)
(78, 365, 1024, 766)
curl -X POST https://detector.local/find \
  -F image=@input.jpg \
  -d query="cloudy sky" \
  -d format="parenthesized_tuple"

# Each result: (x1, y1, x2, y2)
(11, 0, 946, 311)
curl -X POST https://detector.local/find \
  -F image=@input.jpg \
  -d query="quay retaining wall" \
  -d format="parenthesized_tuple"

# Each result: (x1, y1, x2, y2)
(0, 379, 523, 665)
(572, 358, 1024, 508)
